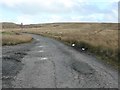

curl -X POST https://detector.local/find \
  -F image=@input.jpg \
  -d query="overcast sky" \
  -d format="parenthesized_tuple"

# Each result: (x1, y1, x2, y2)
(0, 0, 119, 24)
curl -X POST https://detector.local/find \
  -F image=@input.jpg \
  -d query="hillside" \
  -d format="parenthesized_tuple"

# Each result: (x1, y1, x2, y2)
(2, 22, 118, 30)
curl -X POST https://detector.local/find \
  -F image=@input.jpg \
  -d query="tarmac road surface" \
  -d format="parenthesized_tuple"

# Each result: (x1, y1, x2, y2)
(2, 34, 118, 88)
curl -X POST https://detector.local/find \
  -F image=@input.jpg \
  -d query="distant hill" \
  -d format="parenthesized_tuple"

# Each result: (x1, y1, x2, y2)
(2, 22, 21, 29)
(2, 22, 119, 30)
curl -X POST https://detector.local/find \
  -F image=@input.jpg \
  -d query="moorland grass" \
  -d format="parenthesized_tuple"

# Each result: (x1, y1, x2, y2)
(2, 31, 33, 46)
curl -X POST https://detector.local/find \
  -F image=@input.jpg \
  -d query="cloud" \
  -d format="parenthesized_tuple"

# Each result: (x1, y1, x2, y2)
(15, 14, 34, 24)
(0, 0, 118, 23)
(0, 0, 77, 9)
(0, 0, 75, 15)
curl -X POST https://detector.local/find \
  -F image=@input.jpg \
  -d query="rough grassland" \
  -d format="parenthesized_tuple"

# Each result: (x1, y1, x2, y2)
(2, 30, 33, 46)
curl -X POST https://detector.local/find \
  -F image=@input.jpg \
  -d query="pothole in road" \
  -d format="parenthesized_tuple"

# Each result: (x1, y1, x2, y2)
(71, 60, 95, 75)
(2, 56, 21, 62)
(14, 52, 27, 56)
(2, 52, 27, 62)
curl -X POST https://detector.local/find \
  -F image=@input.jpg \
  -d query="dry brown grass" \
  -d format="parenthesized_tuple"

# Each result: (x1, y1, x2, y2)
(2, 30, 33, 46)
(22, 27, 118, 50)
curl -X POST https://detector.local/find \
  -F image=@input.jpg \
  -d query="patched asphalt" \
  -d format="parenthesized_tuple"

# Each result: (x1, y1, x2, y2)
(2, 34, 118, 88)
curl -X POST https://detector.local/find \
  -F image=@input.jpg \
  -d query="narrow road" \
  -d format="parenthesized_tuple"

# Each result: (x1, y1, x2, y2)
(2, 34, 118, 88)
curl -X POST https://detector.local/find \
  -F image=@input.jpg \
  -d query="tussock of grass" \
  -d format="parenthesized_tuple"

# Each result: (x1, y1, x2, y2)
(2, 34, 33, 46)
(2, 31, 15, 35)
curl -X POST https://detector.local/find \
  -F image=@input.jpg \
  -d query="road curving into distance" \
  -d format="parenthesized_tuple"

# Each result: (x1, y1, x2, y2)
(2, 34, 118, 88)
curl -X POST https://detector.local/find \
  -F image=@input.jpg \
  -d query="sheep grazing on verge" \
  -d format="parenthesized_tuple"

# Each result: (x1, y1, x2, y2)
(72, 44, 75, 47)
(82, 47, 85, 51)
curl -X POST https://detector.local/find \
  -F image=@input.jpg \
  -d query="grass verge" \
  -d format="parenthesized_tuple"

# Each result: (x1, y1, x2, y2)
(2, 31, 33, 46)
